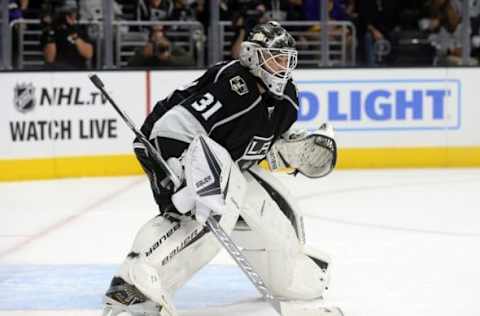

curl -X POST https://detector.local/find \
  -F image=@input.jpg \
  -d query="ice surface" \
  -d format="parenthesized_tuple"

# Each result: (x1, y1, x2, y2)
(1, 169, 480, 316)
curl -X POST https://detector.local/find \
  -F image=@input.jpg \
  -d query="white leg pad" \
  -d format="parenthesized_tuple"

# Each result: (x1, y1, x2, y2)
(303, 245, 332, 291)
(128, 260, 178, 316)
(231, 166, 331, 300)
(114, 191, 241, 312)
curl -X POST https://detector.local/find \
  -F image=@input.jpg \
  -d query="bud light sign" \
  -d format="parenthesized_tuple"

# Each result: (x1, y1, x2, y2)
(297, 79, 461, 131)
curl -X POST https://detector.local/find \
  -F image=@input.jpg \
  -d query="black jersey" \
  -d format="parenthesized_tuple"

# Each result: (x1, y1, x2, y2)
(140, 60, 299, 170)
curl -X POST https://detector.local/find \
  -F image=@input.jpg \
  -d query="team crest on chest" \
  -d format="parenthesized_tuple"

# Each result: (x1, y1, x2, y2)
(230, 76, 249, 96)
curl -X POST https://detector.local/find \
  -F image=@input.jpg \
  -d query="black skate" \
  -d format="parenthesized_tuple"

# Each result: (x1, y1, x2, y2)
(102, 277, 165, 316)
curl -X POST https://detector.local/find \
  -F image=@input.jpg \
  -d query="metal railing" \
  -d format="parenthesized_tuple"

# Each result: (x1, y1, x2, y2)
(113, 20, 205, 68)
(1, 0, 9, 70)
(0, 0, 476, 70)
(219, 20, 356, 67)
(9, 19, 205, 70)
(9, 19, 102, 70)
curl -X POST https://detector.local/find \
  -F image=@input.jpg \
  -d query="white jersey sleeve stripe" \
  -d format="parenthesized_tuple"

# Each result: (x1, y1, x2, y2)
(214, 60, 239, 83)
(150, 105, 208, 144)
(133, 142, 146, 150)
(209, 96, 262, 135)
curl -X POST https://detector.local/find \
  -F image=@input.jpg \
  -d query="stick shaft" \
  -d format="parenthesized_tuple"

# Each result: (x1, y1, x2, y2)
(205, 217, 281, 314)
(88, 74, 181, 189)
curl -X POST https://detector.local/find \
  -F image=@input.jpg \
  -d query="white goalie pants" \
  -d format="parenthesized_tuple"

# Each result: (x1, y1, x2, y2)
(117, 165, 331, 313)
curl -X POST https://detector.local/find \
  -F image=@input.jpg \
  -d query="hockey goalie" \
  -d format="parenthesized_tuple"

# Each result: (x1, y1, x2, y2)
(102, 21, 342, 316)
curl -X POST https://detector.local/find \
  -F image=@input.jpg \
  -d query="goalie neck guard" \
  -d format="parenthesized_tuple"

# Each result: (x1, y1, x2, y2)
(239, 21, 298, 97)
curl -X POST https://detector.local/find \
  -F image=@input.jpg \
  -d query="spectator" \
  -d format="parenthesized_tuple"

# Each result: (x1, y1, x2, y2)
(284, 0, 305, 21)
(470, 0, 480, 62)
(170, 0, 196, 21)
(22, 1, 43, 19)
(357, 0, 400, 65)
(9, 0, 29, 22)
(127, 26, 195, 67)
(168, 0, 202, 35)
(40, 0, 77, 24)
(301, 0, 355, 65)
(78, 0, 123, 21)
(195, 0, 233, 25)
(394, 0, 430, 30)
(427, 0, 478, 65)
(303, 0, 350, 21)
(138, 0, 175, 21)
(262, 0, 305, 21)
(230, 0, 270, 59)
(384, 0, 434, 66)
(41, 1, 94, 69)
(471, 0, 480, 17)
(78, 0, 126, 44)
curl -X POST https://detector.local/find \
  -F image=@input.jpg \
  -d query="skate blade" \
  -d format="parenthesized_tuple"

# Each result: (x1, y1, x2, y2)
(102, 296, 162, 316)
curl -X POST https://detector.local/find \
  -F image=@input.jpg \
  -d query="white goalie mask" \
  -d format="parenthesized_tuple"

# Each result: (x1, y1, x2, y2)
(239, 21, 298, 97)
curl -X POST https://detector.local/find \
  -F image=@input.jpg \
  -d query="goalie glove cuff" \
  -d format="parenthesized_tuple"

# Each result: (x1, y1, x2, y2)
(266, 142, 291, 171)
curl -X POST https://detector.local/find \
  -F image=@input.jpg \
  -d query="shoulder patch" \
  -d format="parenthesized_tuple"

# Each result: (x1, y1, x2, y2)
(230, 76, 249, 96)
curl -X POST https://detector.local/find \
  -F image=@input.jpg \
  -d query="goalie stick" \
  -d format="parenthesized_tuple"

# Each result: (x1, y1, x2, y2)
(88, 74, 282, 315)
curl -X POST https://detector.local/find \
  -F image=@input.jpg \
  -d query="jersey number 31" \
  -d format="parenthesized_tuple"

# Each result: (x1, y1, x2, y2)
(191, 92, 223, 120)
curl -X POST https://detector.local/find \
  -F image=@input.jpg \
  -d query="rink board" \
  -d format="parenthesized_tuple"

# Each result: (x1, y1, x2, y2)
(1, 68, 480, 180)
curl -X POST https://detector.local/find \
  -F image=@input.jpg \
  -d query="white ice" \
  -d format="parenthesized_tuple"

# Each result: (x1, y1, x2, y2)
(1, 169, 480, 316)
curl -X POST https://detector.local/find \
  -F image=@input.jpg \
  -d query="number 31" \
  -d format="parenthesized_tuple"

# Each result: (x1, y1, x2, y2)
(191, 92, 222, 120)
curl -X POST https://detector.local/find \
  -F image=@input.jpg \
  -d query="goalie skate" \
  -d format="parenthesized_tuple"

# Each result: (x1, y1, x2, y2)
(101, 277, 167, 316)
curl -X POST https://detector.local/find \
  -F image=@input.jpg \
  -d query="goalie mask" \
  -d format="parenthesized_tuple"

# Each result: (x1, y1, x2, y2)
(239, 21, 298, 97)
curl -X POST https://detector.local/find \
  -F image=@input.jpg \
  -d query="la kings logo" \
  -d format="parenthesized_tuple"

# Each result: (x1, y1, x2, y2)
(230, 76, 249, 96)
(14, 83, 36, 113)
(241, 135, 273, 160)
(237, 135, 273, 170)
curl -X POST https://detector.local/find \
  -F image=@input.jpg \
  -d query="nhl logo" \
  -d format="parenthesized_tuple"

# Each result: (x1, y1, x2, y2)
(14, 83, 36, 113)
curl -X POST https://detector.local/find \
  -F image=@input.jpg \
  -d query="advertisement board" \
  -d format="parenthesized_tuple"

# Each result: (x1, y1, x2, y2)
(1, 68, 479, 181)
(0, 71, 147, 180)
